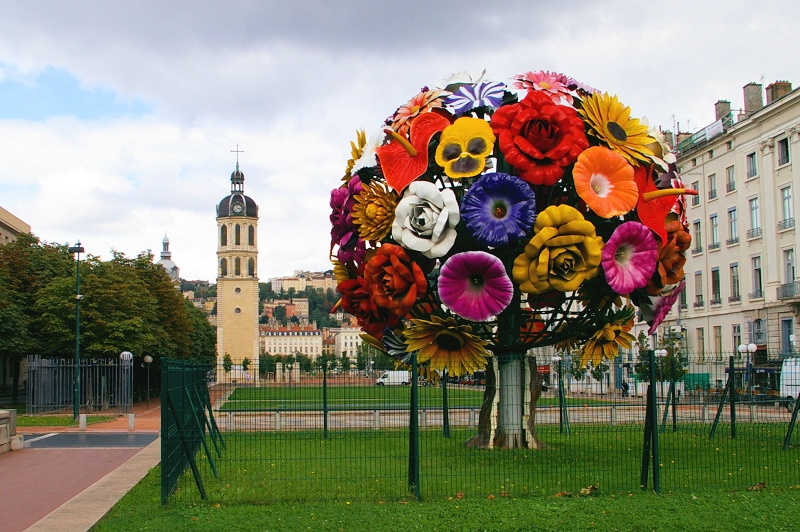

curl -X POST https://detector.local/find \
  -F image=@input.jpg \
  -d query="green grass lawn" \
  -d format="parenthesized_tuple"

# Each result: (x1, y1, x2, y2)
(95, 466, 800, 531)
(220, 385, 615, 411)
(161, 424, 800, 506)
(15, 414, 116, 427)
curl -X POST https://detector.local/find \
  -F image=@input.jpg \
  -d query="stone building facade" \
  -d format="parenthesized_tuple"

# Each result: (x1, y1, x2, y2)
(646, 80, 800, 388)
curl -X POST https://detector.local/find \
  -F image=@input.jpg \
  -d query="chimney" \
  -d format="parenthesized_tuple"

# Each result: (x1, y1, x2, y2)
(743, 82, 763, 117)
(714, 100, 731, 121)
(662, 130, 674, 148)
(766, 81, 792, 104)
(676, 132, 692, 145)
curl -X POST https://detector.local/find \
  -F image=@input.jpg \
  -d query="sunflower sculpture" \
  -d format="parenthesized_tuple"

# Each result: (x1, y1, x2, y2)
(330, 70, 695, 449)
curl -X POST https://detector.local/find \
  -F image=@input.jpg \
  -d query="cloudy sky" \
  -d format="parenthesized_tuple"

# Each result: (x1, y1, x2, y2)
(0, 1, 797, 281)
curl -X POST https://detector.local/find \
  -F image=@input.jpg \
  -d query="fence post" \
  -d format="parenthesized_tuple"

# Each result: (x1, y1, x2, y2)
(373, 410, 380, 430)
(322, 364, 328, 439)
(408, 352, 421, 500)
(420, 409, 427, 428)
(729, 356, 736, 439)
(640, 350, 660, 493)
(275, 411, 281, 431)
(468, 409, 476, 428)
(441, 370, 450, 438)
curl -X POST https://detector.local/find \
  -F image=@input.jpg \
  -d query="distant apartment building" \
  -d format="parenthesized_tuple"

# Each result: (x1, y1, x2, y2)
(647, 80, 800, 388)
(260, 323, 323, 358)
(262, 298, 309, 319)
(269, 270, 336, 293)
(0, 206, 30, 244)
(332, 326, 363, 360)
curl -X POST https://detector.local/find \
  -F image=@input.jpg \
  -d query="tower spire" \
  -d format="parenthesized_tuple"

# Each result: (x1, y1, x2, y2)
(230, 145, 245, 193)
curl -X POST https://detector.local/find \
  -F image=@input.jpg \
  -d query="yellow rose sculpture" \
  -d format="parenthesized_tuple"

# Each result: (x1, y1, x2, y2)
(512, 205, 604, 294)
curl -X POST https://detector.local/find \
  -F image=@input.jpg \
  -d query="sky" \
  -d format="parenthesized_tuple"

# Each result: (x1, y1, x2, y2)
(0, 1, 798, 281)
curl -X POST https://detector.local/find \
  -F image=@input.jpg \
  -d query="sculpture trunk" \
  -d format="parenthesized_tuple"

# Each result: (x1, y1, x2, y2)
(464, 249, 544, 450)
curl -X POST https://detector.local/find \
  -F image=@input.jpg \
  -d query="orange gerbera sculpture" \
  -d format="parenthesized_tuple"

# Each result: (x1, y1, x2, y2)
(572, 146, 638, 218)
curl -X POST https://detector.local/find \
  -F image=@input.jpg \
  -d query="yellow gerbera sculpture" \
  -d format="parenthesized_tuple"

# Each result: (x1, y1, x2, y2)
(580, 92, 656, 166)
(512, 205, 604, 294)
(403, 316, 489, 377)
(351, 180, 398, 241)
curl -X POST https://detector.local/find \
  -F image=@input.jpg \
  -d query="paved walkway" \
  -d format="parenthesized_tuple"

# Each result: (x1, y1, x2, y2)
(2, 397, 166, 532)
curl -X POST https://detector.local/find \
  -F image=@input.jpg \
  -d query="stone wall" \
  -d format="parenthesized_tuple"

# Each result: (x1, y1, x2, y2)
(0, 409, 23, 454)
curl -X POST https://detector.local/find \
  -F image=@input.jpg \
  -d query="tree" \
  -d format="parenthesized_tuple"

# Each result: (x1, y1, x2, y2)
(340, 352, 351, 371)
(634, 330, 687, 382)
(241, 357, 251, 373)
(273, 305, 287, 325)
(568, 351, 588, 382)
(589, 361, 610, 394)
(185, 299, 216, 364)
(223, 354, 232, 374)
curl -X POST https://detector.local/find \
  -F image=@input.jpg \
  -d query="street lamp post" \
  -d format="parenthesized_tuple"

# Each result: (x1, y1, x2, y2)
(143, 355, 153, 409)
(120, 351, 133, 413)
(68, 241, 84, 422)
(738, 343, 757, 399)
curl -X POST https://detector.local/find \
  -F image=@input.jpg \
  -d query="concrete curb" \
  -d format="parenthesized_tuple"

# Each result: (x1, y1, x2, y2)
(25, 437, 160, 532)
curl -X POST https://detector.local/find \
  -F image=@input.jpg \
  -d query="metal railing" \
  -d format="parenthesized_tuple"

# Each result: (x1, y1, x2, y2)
(728, 294, 741, 303)
(708, 188, 717, 200)
(726, 237, 739, 245)
(710, 297, 722, 306)
(694, 297, 705, 308)
(726, 181, 736, 193)
(778, 281, 800, 300)
(26, 355, 132, 414)
(778, 218, 795, 231)
(709, 242, 720, 250)
(749, 290, 764, 300)
(747, 227, 762, 239)
(692, 246, 703, 254)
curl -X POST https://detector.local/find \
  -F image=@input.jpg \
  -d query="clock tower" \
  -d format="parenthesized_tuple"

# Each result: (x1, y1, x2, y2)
(216, 161, 260, 381)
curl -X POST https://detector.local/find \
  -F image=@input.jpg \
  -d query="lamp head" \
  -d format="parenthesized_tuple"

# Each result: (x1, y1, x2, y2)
(738, 344, 747, 354)
(747, 343, 757, 353)
(120, 351, 133, 361)
(143, 355, 153, 364)
(551, 355, 562, 363)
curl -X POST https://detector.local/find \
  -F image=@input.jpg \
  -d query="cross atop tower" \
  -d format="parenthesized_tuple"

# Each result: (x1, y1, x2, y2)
(231, 145, 244, 169)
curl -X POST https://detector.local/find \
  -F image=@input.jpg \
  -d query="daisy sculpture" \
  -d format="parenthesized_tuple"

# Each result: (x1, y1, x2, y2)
(330, 71, 696, 449)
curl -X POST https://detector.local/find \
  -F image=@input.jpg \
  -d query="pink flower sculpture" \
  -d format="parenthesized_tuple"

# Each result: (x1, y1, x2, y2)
(648, 280, 685, 335)
(601, 222, 658, 294)
(438, 251, 513, 322)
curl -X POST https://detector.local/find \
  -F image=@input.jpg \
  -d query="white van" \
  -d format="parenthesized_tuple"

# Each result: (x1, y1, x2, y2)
(779, 357, 800, 410)
(376, 370, 411, 386)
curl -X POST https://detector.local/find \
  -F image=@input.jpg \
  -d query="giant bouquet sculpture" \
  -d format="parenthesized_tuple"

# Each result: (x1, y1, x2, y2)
(330, 70, 695, 448)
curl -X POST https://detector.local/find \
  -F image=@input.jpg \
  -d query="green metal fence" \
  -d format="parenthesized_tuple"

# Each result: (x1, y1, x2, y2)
(161, 351, 800, 505)
(160, 358, 224, 504)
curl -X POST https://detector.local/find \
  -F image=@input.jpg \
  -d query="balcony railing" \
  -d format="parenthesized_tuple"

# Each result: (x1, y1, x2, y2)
(693, 297, 704, 308)
(728, 294, 741, 303)
(709, 242, 720, 250)
(708, 188, 717, 200)
(749, 290, 764, 300)
(726, 237, 739, 245)
(726, 181, 736, 193)
(778, 218, 795, 231)
(710, 297, 722, 306)
(692, 246, 703, 254)
(779, 155, 790, 166)
(747, 227, 762, 239)
(680, 302, 688, 310)
(777, 281, 800, 300)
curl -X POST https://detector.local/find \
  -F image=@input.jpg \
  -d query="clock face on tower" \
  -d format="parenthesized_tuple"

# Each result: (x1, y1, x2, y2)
(232, 203, 244, 214)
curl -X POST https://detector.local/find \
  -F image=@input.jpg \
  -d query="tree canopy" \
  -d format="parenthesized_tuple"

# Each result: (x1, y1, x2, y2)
(0, 234, 217, 401)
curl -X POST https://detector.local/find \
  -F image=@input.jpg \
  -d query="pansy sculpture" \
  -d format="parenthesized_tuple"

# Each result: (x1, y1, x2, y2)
(330, 71, 696, 448)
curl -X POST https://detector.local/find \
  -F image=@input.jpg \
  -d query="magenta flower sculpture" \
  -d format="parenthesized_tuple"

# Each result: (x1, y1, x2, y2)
(460, 172, 537, 247)
(601, 221, 658, 294)
(438, 251, 514, 322)
(648, 280, 686, 335)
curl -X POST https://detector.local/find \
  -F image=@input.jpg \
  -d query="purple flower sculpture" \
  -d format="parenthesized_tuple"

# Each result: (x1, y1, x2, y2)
(601, 221, 658, 294)
(648, 280, 685, 335)
(461, 172, 537, 247)
(438, 251, 513, 322)
(445, 81, 506, 116)
(330, 176, 364, 263)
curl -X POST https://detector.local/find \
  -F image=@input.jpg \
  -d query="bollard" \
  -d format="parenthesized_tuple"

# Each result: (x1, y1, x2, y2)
(373, 410, 380, 430)
(227, 412, 234, 432)
(275, 411, 281, 431)
(420, 410, 427, 428)
(702, 405, 708, 423)
(610, 406, 617, 425)
(79, 414, 87, 431)
(749, 404, 754, 422)
(127, 414, 135, 432)
(469, 409, 477, 428)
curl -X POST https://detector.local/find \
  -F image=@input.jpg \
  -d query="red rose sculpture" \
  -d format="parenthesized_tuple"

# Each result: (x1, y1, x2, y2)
(491, 90, 588, 186)
(338, 274, 400, 339)
(363, 243, 427, 317)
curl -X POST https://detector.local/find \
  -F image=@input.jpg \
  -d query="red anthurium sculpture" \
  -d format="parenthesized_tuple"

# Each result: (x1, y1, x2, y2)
(376, 112, 450, 192)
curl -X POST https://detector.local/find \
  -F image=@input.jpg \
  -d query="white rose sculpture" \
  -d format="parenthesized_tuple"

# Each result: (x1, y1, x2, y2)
(392, 181, 460, 259)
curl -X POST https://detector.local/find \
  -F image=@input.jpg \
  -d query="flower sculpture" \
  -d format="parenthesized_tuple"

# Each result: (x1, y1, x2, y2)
(329, 68, 694, 416)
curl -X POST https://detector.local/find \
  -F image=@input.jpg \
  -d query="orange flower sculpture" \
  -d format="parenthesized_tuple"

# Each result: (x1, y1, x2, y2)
(363, 243, 428, 317)
(573, 146, 638, 218)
